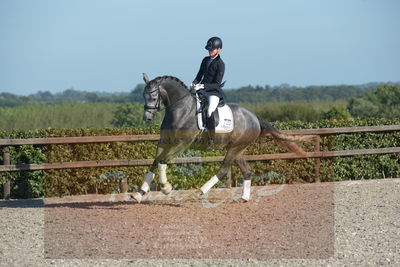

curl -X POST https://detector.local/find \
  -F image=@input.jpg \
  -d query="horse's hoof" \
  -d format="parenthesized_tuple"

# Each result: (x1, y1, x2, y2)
(233, 195, 250, 202)
(240, 196, 250, 202)
(161, 182, 172, 195)
(130, 192, 143, 203)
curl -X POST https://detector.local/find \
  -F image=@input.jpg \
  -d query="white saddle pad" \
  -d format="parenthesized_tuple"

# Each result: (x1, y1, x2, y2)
(196, 99, 234, 133)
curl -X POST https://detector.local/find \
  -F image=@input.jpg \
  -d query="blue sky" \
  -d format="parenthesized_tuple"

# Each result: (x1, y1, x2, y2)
(0, 0, 399, 95)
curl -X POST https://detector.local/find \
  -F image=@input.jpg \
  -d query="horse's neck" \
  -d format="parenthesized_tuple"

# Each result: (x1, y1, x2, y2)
(161, 81, 186, 98)
(160, 80, 197, 124)
(161, 81, 193, 108)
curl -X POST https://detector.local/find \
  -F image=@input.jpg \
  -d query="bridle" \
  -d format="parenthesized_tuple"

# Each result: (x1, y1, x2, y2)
(143, 86, 162, 112)
(143, 84, 197, 114)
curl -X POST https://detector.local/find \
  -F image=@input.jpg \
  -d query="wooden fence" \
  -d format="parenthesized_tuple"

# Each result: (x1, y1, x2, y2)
(1, 125, 400, 199)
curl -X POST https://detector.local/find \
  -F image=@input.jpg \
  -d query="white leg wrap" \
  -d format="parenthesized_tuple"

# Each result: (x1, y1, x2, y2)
(241, 180, 251, 201)
(200, 175, 219, 194)
(158, 163, 167, 184)
(140, 171, 155, 193)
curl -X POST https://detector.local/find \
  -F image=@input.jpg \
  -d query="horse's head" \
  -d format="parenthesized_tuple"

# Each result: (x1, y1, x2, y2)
(142, 74, 192, 122)
(142, 73, 160, 122)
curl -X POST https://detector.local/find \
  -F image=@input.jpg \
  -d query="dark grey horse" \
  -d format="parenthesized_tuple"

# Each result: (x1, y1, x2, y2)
(131, 74, 312, 203)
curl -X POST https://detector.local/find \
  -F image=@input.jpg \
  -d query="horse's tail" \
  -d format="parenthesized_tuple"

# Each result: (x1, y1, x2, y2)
(258, 118, 314, 156)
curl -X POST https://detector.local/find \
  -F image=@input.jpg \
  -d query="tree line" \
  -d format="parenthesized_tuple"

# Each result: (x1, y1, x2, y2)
(0, 83, 398, 130)
(0, 82, 388, 107)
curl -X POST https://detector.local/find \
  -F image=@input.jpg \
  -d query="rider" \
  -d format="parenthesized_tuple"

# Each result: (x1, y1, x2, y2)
(192, 36, 226, 134)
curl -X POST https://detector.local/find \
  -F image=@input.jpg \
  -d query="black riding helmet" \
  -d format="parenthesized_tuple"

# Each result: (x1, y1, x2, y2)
(205, 37, 223, 50)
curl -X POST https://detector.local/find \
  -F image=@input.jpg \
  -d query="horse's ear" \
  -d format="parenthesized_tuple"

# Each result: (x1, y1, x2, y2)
(143, 73, 150, 84)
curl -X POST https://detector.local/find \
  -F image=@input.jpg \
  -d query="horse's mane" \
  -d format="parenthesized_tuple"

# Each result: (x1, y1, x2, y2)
(150, 76, 188, 89)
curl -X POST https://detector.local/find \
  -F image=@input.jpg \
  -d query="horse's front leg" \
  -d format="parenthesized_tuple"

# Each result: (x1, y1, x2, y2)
(131, 139, 192, 203)
(130, 145, 164, 203)
(156, 139, 197, 195)
(156, 160, 172, 195)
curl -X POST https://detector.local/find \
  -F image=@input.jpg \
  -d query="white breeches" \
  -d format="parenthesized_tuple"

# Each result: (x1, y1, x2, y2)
(207, 95, 220, 117)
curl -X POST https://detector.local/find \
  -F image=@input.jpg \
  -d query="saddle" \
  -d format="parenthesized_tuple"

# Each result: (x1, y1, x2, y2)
(196, 92, 234, 133)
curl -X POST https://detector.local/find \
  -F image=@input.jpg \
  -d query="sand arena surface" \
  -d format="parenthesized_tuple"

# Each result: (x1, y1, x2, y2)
(44, 183, 334, 259)
(0, 179, 399, 266)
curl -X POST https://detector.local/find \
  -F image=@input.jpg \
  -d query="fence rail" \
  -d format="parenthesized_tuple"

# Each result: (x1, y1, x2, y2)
(1, 147, 399, 173)
(1, 125, 399, 147)
(1, 125, 400, 199)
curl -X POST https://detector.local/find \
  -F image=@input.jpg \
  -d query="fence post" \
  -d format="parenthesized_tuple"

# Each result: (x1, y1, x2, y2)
(314, 136, 321, 183)
(2, 146, 11, 199)
(226, 168, 232, 188)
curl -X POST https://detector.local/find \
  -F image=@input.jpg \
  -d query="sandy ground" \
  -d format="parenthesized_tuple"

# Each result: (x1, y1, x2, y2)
(0, 178, 399, 266)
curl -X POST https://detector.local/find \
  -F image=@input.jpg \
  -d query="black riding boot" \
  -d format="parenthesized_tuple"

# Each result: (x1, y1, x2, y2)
(207, 114, 216, 146)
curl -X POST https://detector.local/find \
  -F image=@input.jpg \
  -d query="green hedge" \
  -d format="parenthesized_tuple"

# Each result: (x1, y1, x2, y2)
(0, 130, 46, 198)
(275, 118, 400, 182)
(1, 118, 399, 198)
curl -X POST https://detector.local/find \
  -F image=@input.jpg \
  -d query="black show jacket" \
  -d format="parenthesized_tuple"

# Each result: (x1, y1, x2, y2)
(193, 55, 226, 99)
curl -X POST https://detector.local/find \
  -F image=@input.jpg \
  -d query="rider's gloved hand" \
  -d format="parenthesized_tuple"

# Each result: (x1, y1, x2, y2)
(194, 84, 205, 91)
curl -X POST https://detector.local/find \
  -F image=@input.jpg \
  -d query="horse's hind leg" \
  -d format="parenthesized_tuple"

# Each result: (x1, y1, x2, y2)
(235, 155, 253, 201)
(200, 145, 248, 195)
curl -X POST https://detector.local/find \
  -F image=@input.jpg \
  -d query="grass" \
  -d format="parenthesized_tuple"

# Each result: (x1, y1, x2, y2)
(0, 100, 348, 131)
(0, 103, 120, 130)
